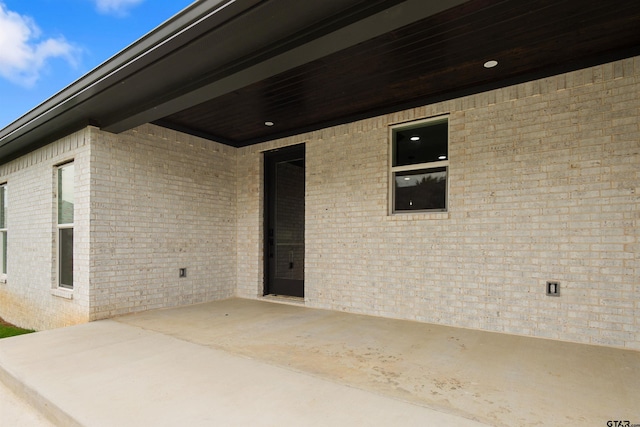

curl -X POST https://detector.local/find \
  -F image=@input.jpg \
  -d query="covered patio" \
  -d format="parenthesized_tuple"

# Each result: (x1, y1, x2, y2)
(1, 298, 638, 426)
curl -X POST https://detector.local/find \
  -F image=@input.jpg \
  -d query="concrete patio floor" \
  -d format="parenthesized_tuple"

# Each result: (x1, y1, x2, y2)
(0, 298, 639, 426)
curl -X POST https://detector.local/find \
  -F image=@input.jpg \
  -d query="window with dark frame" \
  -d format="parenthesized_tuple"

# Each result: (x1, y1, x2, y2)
(391, 117, 449, 213)
(0, 184, 6, 276)
(57, 163, 74, 289)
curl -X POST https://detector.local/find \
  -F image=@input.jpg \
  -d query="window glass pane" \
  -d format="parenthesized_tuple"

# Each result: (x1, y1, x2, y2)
(58, 164, 74, 224)
(1, 231, 6, 275)
(393, 121, 448, 166)
(0, 186, 6, 275)
(0, 186, 6, 229)
(59, 228, 74, 288)
(394, 167, 447, 211)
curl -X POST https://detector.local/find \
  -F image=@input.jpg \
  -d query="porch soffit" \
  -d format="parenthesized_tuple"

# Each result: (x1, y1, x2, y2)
(156, 0, 640, 146)
(1, 0, 640, 161)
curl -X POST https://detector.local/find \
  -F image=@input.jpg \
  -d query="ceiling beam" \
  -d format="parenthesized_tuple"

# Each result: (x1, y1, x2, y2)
(102, 0, 467, 134)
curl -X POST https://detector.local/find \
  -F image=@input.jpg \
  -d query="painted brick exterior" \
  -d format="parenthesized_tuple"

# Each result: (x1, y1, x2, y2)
(0, 125, 237, 328)
(89, 125, 237, 319)
(0, 56, 638, 349)
(237, 56, 640, 349)
(0, 130, 91, 330)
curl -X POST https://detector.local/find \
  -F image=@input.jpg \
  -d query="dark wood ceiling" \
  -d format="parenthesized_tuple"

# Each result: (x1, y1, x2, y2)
(156, 0, 640, 147)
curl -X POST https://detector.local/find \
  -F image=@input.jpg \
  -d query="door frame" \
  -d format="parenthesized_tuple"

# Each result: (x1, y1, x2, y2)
(263, 143, 305, 297)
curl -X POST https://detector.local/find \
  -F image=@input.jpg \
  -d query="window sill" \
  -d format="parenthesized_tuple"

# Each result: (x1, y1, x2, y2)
(386, 211, 449, 220)
(51, 288, 73, 300)
(0, 276, 6, 284)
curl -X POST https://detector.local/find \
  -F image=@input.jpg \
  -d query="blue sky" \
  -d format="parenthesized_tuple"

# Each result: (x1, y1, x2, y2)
(0, 0, 194, 128)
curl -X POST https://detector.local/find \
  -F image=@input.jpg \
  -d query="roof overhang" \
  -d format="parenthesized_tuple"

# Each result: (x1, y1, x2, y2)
(0, 0, 253, 159)
(1, 0, 640, 162)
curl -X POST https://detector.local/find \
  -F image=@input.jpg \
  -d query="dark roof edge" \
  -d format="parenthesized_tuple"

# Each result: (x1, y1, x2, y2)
(0, 0, 255, 148)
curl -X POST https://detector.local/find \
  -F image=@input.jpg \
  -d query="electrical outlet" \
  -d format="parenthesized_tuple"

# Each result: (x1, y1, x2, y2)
(546, 281, 560, 296)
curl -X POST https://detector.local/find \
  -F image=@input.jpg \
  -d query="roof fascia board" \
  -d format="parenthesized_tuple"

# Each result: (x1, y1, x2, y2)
(0, 0, 259, 150)
(103, 0, 468, 133)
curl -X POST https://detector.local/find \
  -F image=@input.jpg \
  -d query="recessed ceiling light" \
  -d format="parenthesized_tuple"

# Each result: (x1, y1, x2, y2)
(439, 155, 447, 160)
(484, 60, 498, 68)
(410, 136, 420, 141)
(403, 177, 411, 181)
(265, 121, 274, 126)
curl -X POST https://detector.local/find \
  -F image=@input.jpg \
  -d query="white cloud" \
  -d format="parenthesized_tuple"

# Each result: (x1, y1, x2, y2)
(94, 0, 145, 16)
(0, 3, 77, 87)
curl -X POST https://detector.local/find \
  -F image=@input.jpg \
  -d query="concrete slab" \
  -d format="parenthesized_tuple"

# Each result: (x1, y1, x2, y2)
(0, 298, 639, 426)
(0, 378, 54, 426)
(115, 298, 640, 426)
(0, 313, 487, 426)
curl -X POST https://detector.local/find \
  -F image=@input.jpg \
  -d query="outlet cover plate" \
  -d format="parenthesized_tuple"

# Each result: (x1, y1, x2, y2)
(546, 281, 560, 296)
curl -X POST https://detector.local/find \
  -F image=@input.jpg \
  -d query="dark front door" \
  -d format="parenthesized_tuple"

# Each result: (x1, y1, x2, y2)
(264, 144, 305, 297)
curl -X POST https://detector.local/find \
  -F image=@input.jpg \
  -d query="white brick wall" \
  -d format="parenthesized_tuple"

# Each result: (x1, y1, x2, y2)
(89, 125, 237, 319)
(0, 124, 237, 328)
(237, 56, 640, 349)
(0, 130, 91, 330)
(1, 56, 637, 349)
